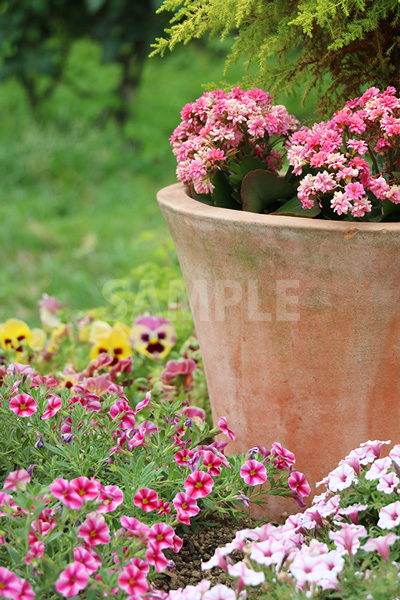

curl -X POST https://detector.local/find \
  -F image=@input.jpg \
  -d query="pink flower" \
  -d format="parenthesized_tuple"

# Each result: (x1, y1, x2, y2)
(133, 488, 159, 512)
(329, 524, 366, 555)
(41, 395, 62, 419)
(325, 464, 355, 492)
(97, 485, 123, 513)
(15, 577, 35, 600)
(73, 547, 99, 574)
(377, 471, 399, 494)
(378, 501, 400, 529)
(173, 492, 200, 519)
(288, 471, 311, 498)
(110, 400, 136, 430)
(120, 516, 150, 543)
(148, 522, 175, 550)
(161, 359, 197, 391)
(9, 394, 37, 417)
(55, 562, 89, 598)
(77, 517, 110, 546)
(203, 584, 236, 600)
(174, 449, 195, 466)
(3, 470, 31, 491)
(218, 417, 235, 440)
(362, 533, 398, 561)
(0, 567, 21, 598)
(118, 563, 148, 596)
(270, 443, 295, 471)
(184, 471, 214, 499)
(227, 561, 265, 593)
(240, 460, 267, 486)
(201, 451, 222, 476)
(49, 479, 83, 510)
(145, 545, 168, 573)
(250, 538, 286, 567)
(25, 541, 45, 565)
(70, 477, 100, 501)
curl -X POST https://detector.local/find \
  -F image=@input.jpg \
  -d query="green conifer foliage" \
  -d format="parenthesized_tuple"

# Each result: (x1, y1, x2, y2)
(151, 0, 400, 114)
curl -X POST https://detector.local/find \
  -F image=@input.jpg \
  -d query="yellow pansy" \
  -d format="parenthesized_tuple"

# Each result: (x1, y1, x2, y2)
(0, 318, 33, 352)
(89, 321, 132, 363)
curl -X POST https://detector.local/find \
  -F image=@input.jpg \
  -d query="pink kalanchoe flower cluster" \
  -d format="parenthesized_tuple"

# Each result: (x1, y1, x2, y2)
(288, 86, 400, 218)
(171, 88, 299, 194)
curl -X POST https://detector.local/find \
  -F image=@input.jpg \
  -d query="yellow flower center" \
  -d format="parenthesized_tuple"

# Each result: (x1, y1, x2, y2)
(250, 470, 256, 476)
(20, 403, 27, 410)
(195, 482, 203, 488)
(157, 534, 164, 541)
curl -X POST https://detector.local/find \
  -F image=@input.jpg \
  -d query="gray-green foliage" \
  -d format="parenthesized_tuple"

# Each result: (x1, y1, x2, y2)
(152, 0, 400, 114)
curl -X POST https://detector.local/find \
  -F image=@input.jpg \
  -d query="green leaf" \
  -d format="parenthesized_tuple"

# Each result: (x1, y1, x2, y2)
(241, 170, 295, 213)
(211, 170, 240, 210)
(271, 196, 321, 218)
(7, 547, 20, 564)
(382, 198, 400, 220)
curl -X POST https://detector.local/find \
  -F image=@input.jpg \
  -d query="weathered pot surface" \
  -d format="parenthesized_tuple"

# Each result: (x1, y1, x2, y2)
(158, 183, 400, 520)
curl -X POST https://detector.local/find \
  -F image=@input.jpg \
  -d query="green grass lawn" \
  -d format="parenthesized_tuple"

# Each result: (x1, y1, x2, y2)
(0, 40, 317, 326)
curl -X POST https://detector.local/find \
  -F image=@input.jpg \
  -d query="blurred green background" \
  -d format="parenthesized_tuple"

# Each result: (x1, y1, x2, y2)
(0, 3, 316, 326)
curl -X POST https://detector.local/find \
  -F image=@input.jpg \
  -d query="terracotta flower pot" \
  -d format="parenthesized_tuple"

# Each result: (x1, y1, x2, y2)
(158, 182, 400, 519)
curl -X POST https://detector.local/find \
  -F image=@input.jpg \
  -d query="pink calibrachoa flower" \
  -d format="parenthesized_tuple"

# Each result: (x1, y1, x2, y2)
(134, 488, 160, 512)
(175, 449, 195, 466)
(120, 516, 150, 543)
(173, 492, 200, 519)
(362, 532, 398, 561)
(109, 400, 136, 430)
(378, 500, 400, 529)
(15, 577, 35, 600)
(288, 471, 311, 498)
(77, 517, 111, 546)
(270, 442, 295, 471)
(41, 395, 62, 419)
(240, 460, 267, 486)
(218, 417, 235, 440)
(118, 563, 148, 596)
(0, 567, 21, 598)
(156, 499, 171, 516)
(145, 545, 168, 573)
(9, 394, 37, 417)
(25, 541, 45, 565)
(97, 485, 123, 513)
(148, 522, 175, 550)
(55, 562, 89, 598)
(329, 524, 367, 555)
(73, 547, 99, 574)
(184, 471, 214, 499)
(201, 450, 222, 476)
(49, 478, 83, 510)
(3, 469, 31, 491)
(70, 476, 100, 501)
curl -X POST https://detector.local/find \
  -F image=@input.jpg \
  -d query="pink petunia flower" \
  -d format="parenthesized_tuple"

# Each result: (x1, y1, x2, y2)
(118, 563, 148, 596)
(227, 561, 265, 593)
(173, 492, 200, 519)
(96, 485, 123, 513)
(325, 463, 356, 492)
(110, 400, 136, 430)
(378, 500, 400, 529)
(145, 545, 168, 573)
(377, 471, 399, 494)
(0, 567, 21, 599)
(203, 584, 236, 600)
(240, 460, 267, 486)
(218, 417, 235, 440)
(41, 395, 62, 419)
(148, 523, 175, 550)
(55, 562, 89, 598)
(73, 547, 100, 574)
(15, 577, 36, 600)
(184, 471, 214, 499)
(3, 469, 31, 491)
(70, 477, 100, 501)
(329, 524, 367, 555)
(9, 394, 37, 417)
(288, 471, 311, 498)
(362, 532, 398, 561)
(270, 443, 295, 471)
(77, 517, 111, 546)
(250, 538, 286, 567)
(49, 478, 83, 510)
(133, 488, 159, 512)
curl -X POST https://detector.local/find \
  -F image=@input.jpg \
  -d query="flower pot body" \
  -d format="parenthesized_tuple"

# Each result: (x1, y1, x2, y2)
(158, 183, 400, 519)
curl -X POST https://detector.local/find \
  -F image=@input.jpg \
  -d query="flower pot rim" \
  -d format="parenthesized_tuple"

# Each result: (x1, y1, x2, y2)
(158, 182, 400, 233)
